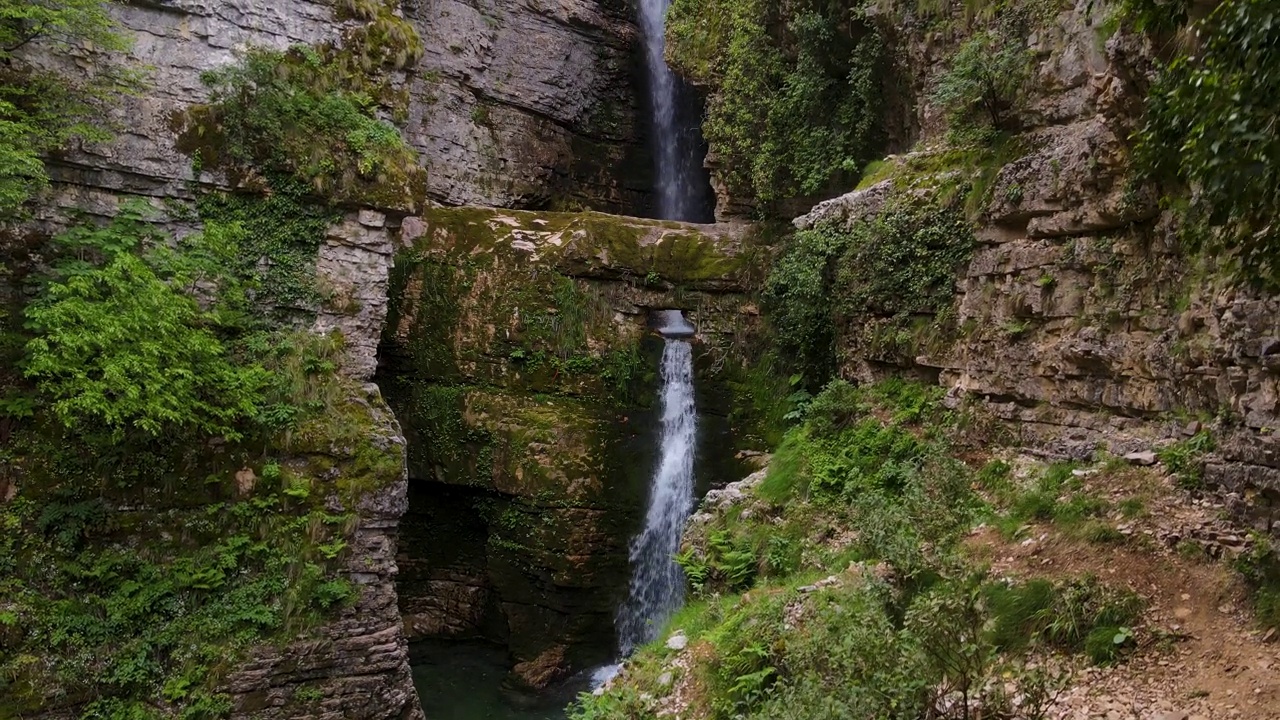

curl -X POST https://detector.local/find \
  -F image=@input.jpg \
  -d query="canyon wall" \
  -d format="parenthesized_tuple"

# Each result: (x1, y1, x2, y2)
(791, 0, 1279, 537)
(3, 0, 664, 716)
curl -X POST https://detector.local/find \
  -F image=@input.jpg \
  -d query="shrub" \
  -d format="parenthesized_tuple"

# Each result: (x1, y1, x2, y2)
(834, 199, 974, 355)
(932, 29, 1033, 137)
(705, 592, 790, 718)
(764, 200, 973, 386)
(194, 46, 420, 201)
(985, 576, 1143, 661)
(1156, 431, 1215, 490)
(23, 212, 271, 441)
(762, 224, 852, 386)
(1234, 535, 1280, 631)
(1134, 0, 1280, 287)
(756, 583, 924, 719)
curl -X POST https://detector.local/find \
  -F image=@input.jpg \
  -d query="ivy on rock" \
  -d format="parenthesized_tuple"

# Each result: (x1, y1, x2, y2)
(764, 199, 974, 388)
(1134, 0, 1280, 288)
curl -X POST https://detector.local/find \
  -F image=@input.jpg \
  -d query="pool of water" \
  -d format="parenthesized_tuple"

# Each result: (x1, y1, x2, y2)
(410, 641, 581, 720)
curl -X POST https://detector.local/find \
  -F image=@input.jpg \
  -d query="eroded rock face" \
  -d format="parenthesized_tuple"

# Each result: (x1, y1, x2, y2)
(32, 0, 646, 216)
(222, 385, 424, 720)
(381, 207, 756, 675)
(798, 1, 1280, 535)
(402, 0, 651, 213)
(12, 0, 661, 711)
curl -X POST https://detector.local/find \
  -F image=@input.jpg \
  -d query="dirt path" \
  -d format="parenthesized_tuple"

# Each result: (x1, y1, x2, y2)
(966, 464, 1280, 720)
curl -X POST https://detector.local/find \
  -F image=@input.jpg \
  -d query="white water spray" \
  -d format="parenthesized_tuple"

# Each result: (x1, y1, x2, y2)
(615, 311, 698, 656)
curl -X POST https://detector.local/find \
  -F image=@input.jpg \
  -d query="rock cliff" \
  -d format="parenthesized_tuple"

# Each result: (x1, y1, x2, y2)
(790, 0, 1279, 537)
(3, 0, 663, 715)
(403, 0, 651, 212)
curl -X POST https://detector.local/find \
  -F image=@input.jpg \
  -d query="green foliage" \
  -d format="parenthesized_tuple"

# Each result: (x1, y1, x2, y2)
(985, 577, 1143, 659)
(1117, 0, 1191, 34)
(190, 45, 421, 204)
(755, 583, 925, 719)
(1233, 535, 1280, 631)
(1084, 624, 1136, 665)
(0, 0, 141, 215)
(765, 198, 973, 385)
(0, 485, 358, 716)
(685, 378, 974, 599)
(677, 528, 759, 595)
(985, 460, 1130, 543)
(1134, 0, 1280, 287)
(762, 224, 850, 386)
(2, 201, 380, 715)
(932, 29, 1033, 137)
(835, 199, 974, 322)
(666, 0, 886, 203)
(22, 210, 271, 442)
(579, 375, 1144, 720)
(195, 176, 339, 324)
(705, 592, 788, 718)
(724, 352, 796, 449)
(1156, 431, 1215, 490)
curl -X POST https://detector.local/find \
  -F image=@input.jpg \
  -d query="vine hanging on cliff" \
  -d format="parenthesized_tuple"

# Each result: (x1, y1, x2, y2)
(1133, 0, 1280, 288)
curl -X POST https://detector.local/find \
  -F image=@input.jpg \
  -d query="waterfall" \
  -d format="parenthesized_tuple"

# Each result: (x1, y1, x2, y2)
(596, 1, 708, 674)
(639, 0, 700, 222)
(616, 311, 698, 656)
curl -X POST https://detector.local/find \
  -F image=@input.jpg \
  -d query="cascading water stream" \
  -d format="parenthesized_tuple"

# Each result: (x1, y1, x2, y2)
(591, 1, 710, 686)
(615, 311, 698, 656)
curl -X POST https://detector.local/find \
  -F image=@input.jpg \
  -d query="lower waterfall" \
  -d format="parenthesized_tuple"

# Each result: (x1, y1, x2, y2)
(616, 311, 698, 656)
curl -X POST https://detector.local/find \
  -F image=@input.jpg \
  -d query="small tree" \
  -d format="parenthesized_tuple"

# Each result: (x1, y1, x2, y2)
(932, 30, 1033, 136)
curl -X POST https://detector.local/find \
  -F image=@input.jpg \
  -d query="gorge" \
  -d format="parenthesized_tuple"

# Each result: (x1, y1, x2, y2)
(2, 0, 1280, 719)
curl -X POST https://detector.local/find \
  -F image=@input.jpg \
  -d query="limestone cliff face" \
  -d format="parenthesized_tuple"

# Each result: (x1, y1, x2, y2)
(379, 207, 755, 686)
(403, 0, 651, 212)
(8, 0, 660, 713)
(795, 0, 1279, 536)
(37, 0, 648, 217)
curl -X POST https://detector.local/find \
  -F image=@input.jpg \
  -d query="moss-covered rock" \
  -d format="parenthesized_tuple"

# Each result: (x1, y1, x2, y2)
(0, 378, 421, 720)
(380, 206, 760, 676)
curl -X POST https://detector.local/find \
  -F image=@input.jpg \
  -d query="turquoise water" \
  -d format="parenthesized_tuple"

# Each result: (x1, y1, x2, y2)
(411, 642, 577, 720)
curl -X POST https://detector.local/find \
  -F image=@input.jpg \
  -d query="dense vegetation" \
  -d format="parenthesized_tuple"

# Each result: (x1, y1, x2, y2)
(0, 0, 424, 716)
(764, 199, 974, 387)
(1133, 0, 1280, 287)
(665, 0, 886, 204)
(572, 380, 1147, 720)
(0, 206, 385, 717)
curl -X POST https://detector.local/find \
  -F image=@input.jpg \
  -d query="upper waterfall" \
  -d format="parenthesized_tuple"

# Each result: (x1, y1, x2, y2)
(639, 0, 711, 222)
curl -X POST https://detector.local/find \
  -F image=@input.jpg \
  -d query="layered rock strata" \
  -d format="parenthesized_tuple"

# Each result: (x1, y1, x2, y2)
(794, 0, 1279, 536)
